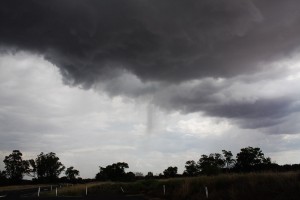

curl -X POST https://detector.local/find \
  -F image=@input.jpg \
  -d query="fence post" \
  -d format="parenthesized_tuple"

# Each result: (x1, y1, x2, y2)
(205, 186, 208, 198)
(86, 185, 88, 196)
(56, 187, 58, 197)
(38, 187, 40, 197)
(163, 185, 166, 196)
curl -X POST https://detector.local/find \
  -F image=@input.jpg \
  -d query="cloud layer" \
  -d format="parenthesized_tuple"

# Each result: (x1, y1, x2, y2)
(1, 0, 300, 131)
(1, 52, 300, 177)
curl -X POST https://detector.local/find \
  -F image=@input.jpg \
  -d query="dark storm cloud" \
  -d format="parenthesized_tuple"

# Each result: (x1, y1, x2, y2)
(1, 0, 300, 130)
(2, 0, 300, 84)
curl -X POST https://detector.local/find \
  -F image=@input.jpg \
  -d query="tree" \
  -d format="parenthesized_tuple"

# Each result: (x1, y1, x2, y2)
(65, 166, 79, 182)
(28, 159, 37, 178)
(35, 152, 65, 182)
(222, 150, 235, 170)
(184, 160, 199, 176)
(145, 172, 154, 179)
(163, 166, 178, 178)
(135, 172, 144, 178)
(0, 170, 6, 178)
(95, 162, 129, 181)
(235, 147, 271, 172)
(198, 153, 225, 175)
(3, 150, 29, 183)
(0, 170, 7, 185)
(125, 171, 136, 181)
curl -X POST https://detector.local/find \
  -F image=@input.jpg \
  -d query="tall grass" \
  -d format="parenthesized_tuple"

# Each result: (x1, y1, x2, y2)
(42, 172, 300, 199)
(163, 172, 300, 200)
(0, 184, 50, 192)
(43, 182, 112, 197)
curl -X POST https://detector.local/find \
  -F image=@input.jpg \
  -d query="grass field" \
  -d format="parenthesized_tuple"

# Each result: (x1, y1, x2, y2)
(3, 172, 300, 199)
(0, 184, 50, 192)
(55, 172, 300, 200)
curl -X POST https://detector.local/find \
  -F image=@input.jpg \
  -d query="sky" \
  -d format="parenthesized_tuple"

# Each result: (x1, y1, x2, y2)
(1, 0, 300, 178)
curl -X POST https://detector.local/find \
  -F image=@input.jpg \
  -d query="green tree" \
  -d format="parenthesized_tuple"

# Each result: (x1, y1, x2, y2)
(184, 160, 199, 176)
(222, 150, 235, 169)
(65, 166, 79, 182)
(3, 150, 29, 183)
(28, 159, 37, 178)
(35, 152, 65, 182)
(235, 147, 271, 172)
(135, 172, 144, 178)
(125, 171, 136, 181)
(0, 170, 6, 178)
(95, 162, 129, 181)
(198, 153, 225, 175)
(163, 166, 178, 178)
(0, 170, 7, 185)
(145, 172, 154, 179)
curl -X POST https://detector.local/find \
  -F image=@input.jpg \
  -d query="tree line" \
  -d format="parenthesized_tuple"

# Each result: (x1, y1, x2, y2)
(0, 150, 79, 185)
(1, 147, 300, 185)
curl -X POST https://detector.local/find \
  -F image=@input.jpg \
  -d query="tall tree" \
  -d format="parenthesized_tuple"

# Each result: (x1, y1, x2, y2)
(145, 172, 154, 179)
(235, 147, 271, 172)
(163, 166, 178, 178)
(3, 150, 29, 183)
(35, 152, 65, 182)
(198, 153, 225, 175)
(0, 170, 7, 185)
(95, 162, 129, 181)
(28, 159, 37, 178)
(222, 150, 235, 169)
(184, 160, 199, 176)
(65, 166, 79, 182)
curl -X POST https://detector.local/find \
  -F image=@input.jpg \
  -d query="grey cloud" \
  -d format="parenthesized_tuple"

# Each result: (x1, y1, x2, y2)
(1, 0, 300, 84)
(94, 72, 159, 98)
(1, 0, 300, 131)
(150, 77, 300, 131)
(208, 97, 299, 129)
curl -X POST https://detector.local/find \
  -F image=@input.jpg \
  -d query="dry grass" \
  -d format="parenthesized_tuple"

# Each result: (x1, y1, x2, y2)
(44, 172, 300, 199)
(0, 184, 50, 192)
(44, 182, 115, 197)
(3, 172, 300, 199)
(166, 172, 300, 200)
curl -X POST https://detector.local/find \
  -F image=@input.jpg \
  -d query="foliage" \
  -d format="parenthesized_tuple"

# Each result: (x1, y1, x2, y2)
(0, 170, 7, 185)
(135, 172, 143, 177)
(235, 147, 271, 172)
(65, 166, 80, 182)
(198, 153, 225, 175)
(27, 159, 37, 178)
(3, 150, 29, 183)
(222, 150, 235, 169)
(184, 160, 199, 176)
(126, 171, 136, 181)
(0, 170, 6, 178)
(34, 152, 65, 182)
(145, 172, 154, 179)
(163, 166, 178, 178)
(95, 162, 130, 181)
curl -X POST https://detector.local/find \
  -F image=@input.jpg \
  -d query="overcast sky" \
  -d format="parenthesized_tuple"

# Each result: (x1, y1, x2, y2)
(1, 0, 300, 178)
